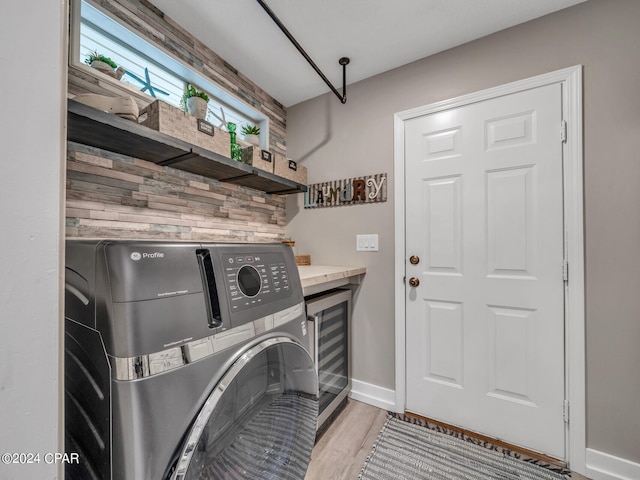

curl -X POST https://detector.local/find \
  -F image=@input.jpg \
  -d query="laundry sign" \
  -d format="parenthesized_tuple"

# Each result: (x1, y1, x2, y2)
(304, 173, 387, 208)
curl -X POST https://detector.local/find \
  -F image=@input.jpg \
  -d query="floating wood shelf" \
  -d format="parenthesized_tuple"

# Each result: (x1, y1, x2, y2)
(66, 99, 307, 195)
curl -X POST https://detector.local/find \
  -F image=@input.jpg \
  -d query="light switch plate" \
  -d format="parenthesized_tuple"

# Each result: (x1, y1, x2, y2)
(356, 234, 379, 252)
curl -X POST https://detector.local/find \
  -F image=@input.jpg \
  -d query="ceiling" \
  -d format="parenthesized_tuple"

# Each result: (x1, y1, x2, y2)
(148, 0, 587, 107)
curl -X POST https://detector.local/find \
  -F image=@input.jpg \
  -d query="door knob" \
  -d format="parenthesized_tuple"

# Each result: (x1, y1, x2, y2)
(409, 277, 420, 287)
(409, 255, 420, 265)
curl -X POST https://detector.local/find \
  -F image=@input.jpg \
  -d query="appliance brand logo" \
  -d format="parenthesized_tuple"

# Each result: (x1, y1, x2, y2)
(130, 251, 165, 261)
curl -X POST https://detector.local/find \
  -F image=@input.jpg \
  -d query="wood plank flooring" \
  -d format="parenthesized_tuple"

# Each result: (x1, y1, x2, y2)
(306, 398, 592, 480)
(305, 399, 387, 480)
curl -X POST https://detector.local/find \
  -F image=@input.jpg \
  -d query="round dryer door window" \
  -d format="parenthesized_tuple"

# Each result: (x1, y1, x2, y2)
(169, 337, 318, 480)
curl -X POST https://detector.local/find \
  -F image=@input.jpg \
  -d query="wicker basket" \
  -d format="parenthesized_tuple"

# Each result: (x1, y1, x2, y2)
(274, 154, 307, 185)
(139, 100, 230, 157)
(242, 146, 273, 173)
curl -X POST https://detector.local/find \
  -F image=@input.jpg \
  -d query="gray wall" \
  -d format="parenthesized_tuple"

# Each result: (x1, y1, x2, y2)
(286, 0, 640, 464)
(0, 0, 66, 478)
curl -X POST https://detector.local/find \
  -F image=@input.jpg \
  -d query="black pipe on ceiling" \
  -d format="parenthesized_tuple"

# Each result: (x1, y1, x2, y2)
(255, 0, 350, 104)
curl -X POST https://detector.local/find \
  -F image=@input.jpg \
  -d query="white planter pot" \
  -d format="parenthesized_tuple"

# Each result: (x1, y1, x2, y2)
(245, 134, 260, 146)
(186, 96, 208, 119)
(90, 60, 112, 71)
(90, 60, 125, 80)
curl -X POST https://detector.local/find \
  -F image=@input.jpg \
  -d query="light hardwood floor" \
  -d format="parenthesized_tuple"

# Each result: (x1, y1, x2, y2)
(305, 399, 387, 480)
(306, 398, 592, 480)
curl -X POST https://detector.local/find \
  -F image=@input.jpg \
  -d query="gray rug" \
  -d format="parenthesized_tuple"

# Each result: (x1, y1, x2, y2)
(359, 416, 569, 480)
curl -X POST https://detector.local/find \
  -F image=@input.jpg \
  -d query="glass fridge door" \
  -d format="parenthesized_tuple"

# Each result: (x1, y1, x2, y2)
(306, 289, 351, 428)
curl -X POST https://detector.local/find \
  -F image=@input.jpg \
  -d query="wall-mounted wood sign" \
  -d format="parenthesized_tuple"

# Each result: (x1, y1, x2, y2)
(304, 173, 387, 208)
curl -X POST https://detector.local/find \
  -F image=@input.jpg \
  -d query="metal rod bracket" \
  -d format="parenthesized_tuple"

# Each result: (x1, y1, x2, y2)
(256, 0, 349, 104)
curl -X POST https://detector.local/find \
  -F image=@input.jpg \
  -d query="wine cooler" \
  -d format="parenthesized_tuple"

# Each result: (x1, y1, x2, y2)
(305, 288, 351, 434)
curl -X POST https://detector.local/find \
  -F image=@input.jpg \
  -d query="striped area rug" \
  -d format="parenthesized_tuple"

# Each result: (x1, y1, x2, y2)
(359, 416, 569, 480)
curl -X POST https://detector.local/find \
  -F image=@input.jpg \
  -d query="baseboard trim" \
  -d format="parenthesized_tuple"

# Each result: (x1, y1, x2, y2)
(348, 386, 640, 480)
(586, 448, 640, 480)
(349, 379, 395, 411)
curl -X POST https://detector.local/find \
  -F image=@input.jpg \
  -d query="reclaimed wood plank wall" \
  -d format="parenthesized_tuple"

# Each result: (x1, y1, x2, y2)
(66, 142, 286, 241)
(66, 0, 291, 241)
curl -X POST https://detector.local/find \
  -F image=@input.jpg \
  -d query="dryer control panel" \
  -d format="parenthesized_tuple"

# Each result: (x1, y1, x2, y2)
(221, 252, 291, 312)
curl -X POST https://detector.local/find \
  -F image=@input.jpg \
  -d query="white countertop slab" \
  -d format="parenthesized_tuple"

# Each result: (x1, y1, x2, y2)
(298, 265, 366, 296)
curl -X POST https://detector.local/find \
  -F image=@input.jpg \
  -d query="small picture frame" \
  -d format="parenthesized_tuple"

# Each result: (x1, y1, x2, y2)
(197, 119, 215, 136)
(260, 150, 272, 162)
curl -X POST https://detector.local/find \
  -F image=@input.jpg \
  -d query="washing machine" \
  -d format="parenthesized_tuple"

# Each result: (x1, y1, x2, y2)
(64, 240, 318, 480)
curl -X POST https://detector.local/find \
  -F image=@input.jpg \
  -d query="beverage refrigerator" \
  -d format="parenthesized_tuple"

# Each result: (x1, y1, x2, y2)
(305, 288, 351, 435)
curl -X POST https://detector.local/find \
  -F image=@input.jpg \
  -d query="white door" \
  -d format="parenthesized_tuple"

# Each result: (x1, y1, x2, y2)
(405, 83, 566, 458)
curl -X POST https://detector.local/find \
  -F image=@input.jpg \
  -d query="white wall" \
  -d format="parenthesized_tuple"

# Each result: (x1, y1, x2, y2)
(0, 1, 66, 478)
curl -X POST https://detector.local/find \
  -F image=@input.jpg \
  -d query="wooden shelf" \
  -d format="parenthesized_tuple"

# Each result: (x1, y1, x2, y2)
(67, 99, 307, 195)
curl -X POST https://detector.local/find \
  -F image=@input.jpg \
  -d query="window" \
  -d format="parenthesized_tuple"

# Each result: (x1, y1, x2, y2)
(71, 0, 267, 145)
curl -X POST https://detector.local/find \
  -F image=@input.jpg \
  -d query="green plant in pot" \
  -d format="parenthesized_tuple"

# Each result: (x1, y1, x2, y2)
(181, 84, 210, 120)
(84, 50, 125, 80)
(241, 124, 261, 146)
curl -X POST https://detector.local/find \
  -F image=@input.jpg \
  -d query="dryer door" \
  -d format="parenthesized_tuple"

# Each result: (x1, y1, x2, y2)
(170, 337, 318, 480)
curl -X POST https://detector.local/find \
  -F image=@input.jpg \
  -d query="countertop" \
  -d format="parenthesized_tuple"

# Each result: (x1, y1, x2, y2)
(297, 265, 366, 296)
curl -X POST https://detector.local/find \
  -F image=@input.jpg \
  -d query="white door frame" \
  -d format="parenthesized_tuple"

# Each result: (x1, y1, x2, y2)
(393, 65, 585, 474)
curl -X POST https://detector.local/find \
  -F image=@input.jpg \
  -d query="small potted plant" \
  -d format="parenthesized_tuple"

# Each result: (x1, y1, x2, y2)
(84, 50, 125, 80)
(180, 84, 209, 120)
(241, 124, 261, 146)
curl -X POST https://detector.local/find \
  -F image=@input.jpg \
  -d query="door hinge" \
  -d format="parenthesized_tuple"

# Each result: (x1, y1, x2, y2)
(562, 259, 569, 282)
(563, 400, 570, 423)
(561, 120, 568, 143)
